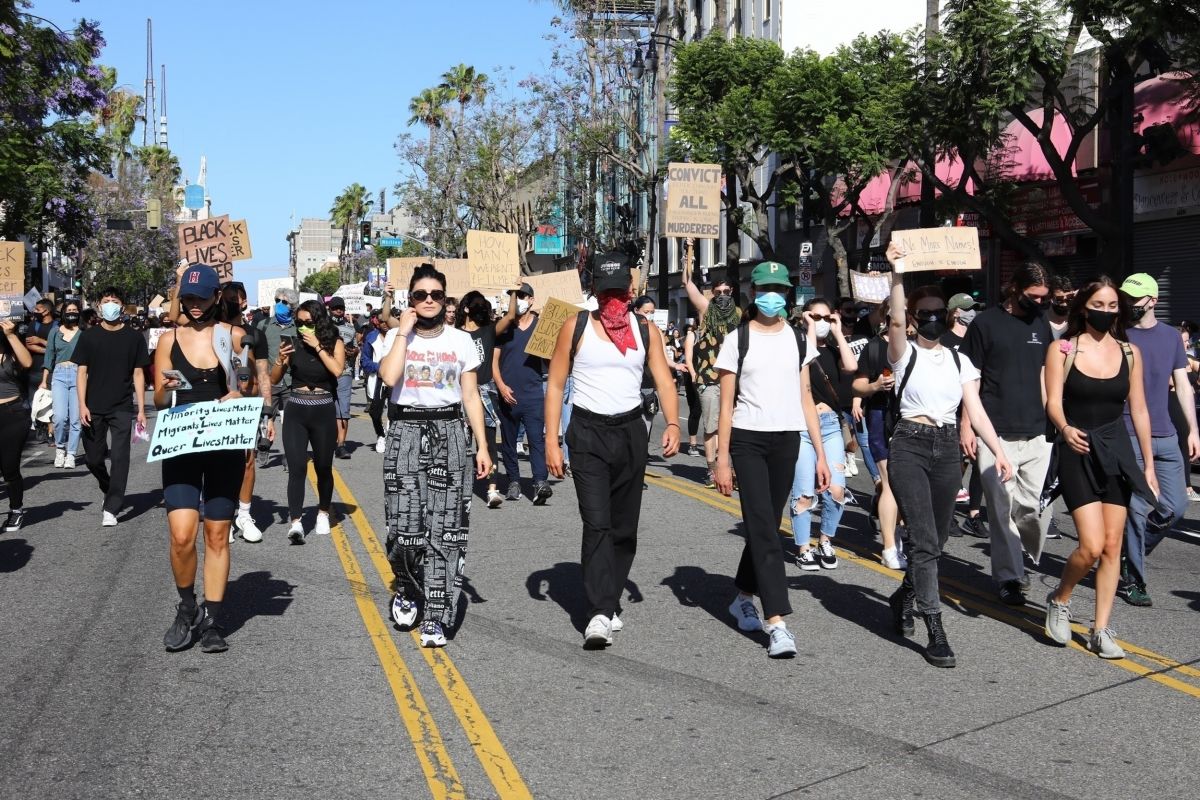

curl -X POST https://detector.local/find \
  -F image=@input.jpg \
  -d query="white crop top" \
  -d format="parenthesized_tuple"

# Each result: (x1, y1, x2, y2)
(570, 313, 645, 415)
(891, 341, 981, 426)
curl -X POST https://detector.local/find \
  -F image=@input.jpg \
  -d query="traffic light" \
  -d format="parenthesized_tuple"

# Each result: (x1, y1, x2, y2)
(72, 269, 83, 293)
(147, 198, 162, 230)
(360, 221, 371, 246)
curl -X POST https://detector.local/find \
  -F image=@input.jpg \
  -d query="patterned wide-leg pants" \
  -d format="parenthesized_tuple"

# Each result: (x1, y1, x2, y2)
(383, 417, 472, 627)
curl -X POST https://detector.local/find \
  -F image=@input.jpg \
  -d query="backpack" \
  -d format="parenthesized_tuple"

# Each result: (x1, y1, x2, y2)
(569, 310, 651, 370)
(885, 344, 961, 441)
(733, 320, 808, 406)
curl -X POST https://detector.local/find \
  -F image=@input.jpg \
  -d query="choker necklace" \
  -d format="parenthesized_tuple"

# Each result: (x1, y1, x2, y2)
(415, 324, 444, 338)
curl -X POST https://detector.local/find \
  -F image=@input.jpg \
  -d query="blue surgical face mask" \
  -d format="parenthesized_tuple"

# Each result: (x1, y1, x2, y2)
(100, 302, 122, 322)
(754, 292, 787, 318)
(275, 301, 293, 325)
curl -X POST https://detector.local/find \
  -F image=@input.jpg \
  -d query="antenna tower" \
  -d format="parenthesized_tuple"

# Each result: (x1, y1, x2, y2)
(143, 19, 157, 147)
(158, 64, 168, 150)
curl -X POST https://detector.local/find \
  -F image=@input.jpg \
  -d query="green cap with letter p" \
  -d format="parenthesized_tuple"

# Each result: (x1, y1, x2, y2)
(1119, 273, 1158, 299)
(750, 261, 791, 287)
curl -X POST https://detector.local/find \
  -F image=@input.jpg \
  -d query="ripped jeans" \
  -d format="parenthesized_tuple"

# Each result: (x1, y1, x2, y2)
(791, 410, 848, 545)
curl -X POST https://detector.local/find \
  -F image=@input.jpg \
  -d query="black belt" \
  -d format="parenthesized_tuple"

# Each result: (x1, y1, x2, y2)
(389, 403, 461, 421)
(573, 405, 642, 425)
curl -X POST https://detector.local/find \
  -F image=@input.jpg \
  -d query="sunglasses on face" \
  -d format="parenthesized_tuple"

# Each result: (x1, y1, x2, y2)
(959, 303, 984, 312)
(295, 318, 312, 326)
(808, 314, 838, 323)
(915, 308, 948, 322)
(712, 288, 733, 296)
(411, 289, 446, 303)
(276, 299, 292, 307)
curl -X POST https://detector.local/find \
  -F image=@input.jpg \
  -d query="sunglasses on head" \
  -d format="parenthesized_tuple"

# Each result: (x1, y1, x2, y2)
(411, 289, 446, 303)
(712, 288, 733, 296)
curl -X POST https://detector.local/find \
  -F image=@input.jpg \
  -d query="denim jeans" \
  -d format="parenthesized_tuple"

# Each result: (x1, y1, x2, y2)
(51, 364, 82, 454)
(561, 374, 574, 462)
(1124, 434, 1187, 588)
(841, 408, 880, 482)
(791, 410, 847, 544)
(887, 420, 962, 615)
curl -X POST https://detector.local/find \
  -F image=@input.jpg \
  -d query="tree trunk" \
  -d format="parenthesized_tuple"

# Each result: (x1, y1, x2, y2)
(724, 168, 741, 295)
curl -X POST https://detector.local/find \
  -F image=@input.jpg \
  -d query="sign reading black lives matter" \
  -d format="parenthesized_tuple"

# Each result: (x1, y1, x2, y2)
(665, 162, 722, 239)
(147, 398, 264, 462)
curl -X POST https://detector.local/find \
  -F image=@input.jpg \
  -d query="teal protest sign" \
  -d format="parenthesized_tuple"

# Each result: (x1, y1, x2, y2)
(147, 398, 264, 463)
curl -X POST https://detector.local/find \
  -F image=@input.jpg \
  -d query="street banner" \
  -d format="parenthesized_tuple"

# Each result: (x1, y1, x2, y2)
(850, 271, 891, 303)
(229, 219, 253, 261)
(665, 162, 722, 239)
(147, 397, 264, 462)
(466, 230, 520, 291)
(257, 277, 293, 308)
(0, 241, 24, 319)
(178, 215, 234, 282)
(891, 227, 981, 273)
(526, 270, 584, 305)
(524, 297, 580, 360)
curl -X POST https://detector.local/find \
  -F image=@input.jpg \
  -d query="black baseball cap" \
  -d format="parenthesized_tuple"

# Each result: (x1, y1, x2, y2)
(327, 296, 346, 310)
(591, 251, 632, 293)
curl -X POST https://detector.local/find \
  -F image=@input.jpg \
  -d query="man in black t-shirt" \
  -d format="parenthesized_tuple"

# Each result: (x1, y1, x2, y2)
(960, 266, 1053, 606)
(75, 286, 150, 526)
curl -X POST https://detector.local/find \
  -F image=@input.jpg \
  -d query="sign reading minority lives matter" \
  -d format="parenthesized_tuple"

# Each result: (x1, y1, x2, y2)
(147, 397, 264, 462)
(665, 162, 722, 239)
(466, 230, 520, 291)
(890, 227, 981, 273)
(178, 214, 234, 282)
(0, 241, 25, 319)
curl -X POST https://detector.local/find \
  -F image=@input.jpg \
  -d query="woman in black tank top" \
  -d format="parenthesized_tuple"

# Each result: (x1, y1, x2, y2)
(1043, 278, 1158, 659)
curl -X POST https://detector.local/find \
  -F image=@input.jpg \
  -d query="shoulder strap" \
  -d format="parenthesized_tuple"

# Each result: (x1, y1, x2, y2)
(792, 324, 808, 369)
(733, 320, 751, 405)
(949, 347, 961, 373)
(894, 345, 919, 401)
(1120, 340, 1134, 371)
(637, 316, 651, 365)
(568, 310, 590, 374)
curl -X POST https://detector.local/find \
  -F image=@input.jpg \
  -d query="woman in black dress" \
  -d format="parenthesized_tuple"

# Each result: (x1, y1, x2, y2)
(1043, 277, 1158, 659)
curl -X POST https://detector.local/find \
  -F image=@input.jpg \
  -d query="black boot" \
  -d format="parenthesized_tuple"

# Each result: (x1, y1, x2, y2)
(888, 585, 915, 636)
(922, 613, 956, 668)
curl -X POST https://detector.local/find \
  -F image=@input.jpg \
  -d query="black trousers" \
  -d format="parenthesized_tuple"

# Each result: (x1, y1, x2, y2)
(679, 371, 701, 438)
(0, 401, 30, 508)
(730, 428, 800, 619)
(283, 397, 336, 518)
(568, 407, 648, 619)
(82, 407, 134, 515)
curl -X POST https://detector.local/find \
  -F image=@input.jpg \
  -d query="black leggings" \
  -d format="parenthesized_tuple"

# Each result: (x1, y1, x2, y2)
(0, 401, 30, 508)
(283, 395, 336, 518)
(680, 371, 701, 438)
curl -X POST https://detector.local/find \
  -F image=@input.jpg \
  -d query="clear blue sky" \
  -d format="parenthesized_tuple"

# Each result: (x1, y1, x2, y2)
(31, 0, 564, 290)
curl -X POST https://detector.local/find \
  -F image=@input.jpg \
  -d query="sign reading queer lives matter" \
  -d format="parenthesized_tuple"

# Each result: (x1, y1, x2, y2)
(147, 397, 264, 462)
(178, 215, 234, 282)
(665, 162, 722, 239)
(525, 297, 580, 360)
(891, 227, 981, 273)
(466, 230, 520, 291)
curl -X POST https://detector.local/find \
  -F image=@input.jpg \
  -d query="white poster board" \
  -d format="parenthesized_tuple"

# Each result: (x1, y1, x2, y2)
(257, 277, 294, 308)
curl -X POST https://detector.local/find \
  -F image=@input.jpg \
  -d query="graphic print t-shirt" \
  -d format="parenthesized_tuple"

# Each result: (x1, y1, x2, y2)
(389, 326, 481, 408)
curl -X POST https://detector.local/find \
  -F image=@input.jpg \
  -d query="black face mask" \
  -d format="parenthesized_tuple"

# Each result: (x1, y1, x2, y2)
(711, 294, 736, 312)
(63, 313, 80, 325)
(917, 320, 947, 340)
(1016, 294, 1045, 316)
(223, 300, 243, 320)
(1130, 304, 1149, 322)
(414, 310, 445, 329)
(1050, 303, 1070, 316)
(1086, 308, 1118, 333)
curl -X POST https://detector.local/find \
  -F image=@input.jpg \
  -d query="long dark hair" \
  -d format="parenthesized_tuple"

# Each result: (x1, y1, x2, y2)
(1064, 276, 1129, 341)
(458, 290, 492, 329)
(295, 299, 340, 349)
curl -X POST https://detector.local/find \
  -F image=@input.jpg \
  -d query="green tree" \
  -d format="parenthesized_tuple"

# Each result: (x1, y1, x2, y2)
(329, 182, 373, 280)
(299, 269, 341, 297)
(407, 85, 452, 143)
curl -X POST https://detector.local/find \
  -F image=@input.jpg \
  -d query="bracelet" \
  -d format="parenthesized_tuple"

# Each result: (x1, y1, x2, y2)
(666, 422, 680, 429)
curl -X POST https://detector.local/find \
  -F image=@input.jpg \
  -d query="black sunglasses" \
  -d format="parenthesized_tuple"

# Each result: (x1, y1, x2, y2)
(915, 308, 948, 321)
(276, 299, 292, 307)
(808, 313, 838, 323)
(712, 288, 733, 296)
(958, 303, 984, 312)
(411, 289, 446, 303)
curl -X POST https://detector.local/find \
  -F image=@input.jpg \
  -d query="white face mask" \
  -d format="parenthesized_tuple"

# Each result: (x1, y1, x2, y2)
(814, 320, 832, 339)
(517, 300, 530, 315)
(957, 309, 978, 327)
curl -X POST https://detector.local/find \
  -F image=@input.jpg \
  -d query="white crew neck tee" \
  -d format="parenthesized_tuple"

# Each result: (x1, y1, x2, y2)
(714, 324, 807, 432)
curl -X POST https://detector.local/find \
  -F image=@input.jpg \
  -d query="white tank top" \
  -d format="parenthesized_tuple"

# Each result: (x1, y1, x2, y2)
(570, 313, 645, 415)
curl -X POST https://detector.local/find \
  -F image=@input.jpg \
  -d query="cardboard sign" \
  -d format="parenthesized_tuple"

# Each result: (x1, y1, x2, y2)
(178, 215, 234, 282)
(147, 397, 264, 462)
(228, 219, 253, 261)
(665, 162, 722, 239)
(149, 294, 166, 310)
(434, 259, 473, 299)
(257, 277, 293, 308)
(850, 271, 891, 303)
(0, 241, 24, 319)
(466, 230, 520, 291)
(146, 327, 167, 351)
(524, 297, 580, 360)
(891, 227, 981, 273)
(386, 257, 428, 289)
(526, 270, 585, 305)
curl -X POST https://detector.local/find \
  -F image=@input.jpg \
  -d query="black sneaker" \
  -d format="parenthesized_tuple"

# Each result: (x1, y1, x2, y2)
(795, 549, 820, 571)
(998, 580, 1027, 606)
(505, 483, 523, 502)
(816, 539, 839, 569)
(163, 602, 204, 651)
(532, 481, 553, 505)
(960, 515, 987, 538)
(3, 509, 25, 532)
(198, 615, 229, 653)
(335, 445, 351, 460)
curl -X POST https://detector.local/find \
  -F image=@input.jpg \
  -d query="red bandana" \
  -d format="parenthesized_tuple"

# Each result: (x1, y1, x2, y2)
(598, 290, 636, 354)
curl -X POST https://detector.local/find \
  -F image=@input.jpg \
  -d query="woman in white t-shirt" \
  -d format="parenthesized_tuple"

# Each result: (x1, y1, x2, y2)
(884, 242, 1013, 669)
(714, 261, 826, 659)
(377, 264, 492, 649)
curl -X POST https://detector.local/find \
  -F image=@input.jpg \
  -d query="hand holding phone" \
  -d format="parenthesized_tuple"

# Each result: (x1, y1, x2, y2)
(161, 369, 193, 391)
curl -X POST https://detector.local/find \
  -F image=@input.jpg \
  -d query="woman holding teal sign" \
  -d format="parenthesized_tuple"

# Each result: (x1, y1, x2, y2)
(155, 264, 247, 655)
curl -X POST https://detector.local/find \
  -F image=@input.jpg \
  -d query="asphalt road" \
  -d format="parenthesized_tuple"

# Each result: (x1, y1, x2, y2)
(2, 388, 1198, 800)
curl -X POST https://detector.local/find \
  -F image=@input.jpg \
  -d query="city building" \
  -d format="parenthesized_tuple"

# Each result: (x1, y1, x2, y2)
(287, 218, 342, 284)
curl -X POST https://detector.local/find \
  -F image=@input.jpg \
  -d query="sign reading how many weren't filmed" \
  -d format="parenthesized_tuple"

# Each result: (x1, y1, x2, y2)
(665, 162, 722, 239)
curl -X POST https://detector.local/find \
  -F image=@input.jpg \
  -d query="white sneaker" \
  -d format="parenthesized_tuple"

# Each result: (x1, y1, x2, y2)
(101, 511, 118, 527)
(53, 448, 65, 468)
(391, 593, 419, 627)
(610, 614, 624, 633)
(236, 513, 263, 543)
(729, 595, 763, 632)
(516, 442, 527, 456)
(881, 547, 903, 570)
(583, 614, 612, 649)
(375, 436, 386, 454)
(844, 455, 858, 477)
(287, 520, 306, 545)
(764, 622, 797, 658)
(64, 454, 75, 469)
(486, 489, 504, 509)
(314, 512, 331, 535)
(955, 488, 970, 503)
(1089, 627, 1125, 660)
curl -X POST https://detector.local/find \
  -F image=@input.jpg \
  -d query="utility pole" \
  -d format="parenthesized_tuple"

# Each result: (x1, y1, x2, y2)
(919, 0, 939, 229)
(143, 19, 156, 147)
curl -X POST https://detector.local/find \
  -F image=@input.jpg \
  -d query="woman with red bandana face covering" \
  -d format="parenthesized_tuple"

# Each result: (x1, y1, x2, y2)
(545, 250, 681, 650)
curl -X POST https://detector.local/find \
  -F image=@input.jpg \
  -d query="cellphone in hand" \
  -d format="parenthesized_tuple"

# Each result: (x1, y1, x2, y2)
(161, 369, 193, 391)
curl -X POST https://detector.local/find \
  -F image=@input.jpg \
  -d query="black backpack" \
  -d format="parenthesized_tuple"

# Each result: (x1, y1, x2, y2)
(569, 310, 651, 371)
(884, 344, 961, 441)
(733, 320, 808, 406)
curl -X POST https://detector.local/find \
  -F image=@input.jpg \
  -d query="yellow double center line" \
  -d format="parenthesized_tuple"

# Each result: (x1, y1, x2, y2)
(644, 469, 1200, 700)
(310, 465, 531, 799)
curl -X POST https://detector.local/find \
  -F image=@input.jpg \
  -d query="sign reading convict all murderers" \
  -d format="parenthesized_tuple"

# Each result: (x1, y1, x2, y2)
(665, 162, 722, 239)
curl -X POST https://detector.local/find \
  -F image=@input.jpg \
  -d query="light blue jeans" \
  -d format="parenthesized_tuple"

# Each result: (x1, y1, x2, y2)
(561, 375, 574, 463)
(1124, 434, 1187, 588)
(52, 363, 82, 455)
(791, 410, 848, 545)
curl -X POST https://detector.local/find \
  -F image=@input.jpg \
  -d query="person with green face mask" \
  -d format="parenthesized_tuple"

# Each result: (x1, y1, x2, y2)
(73, 286, 151, 527)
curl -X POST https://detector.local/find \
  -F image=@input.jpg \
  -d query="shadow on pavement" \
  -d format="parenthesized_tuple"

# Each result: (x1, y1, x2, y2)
(0, 538, 33, 572)
(220, 570, 297, 636)
(1172, 590, 1200, 612)
(526, 561, 642, 633)
(660, 565, 766, 645)
(22, 498, 91, 527)
(789, 573, 924, 656)
(122, 490, 163, 523)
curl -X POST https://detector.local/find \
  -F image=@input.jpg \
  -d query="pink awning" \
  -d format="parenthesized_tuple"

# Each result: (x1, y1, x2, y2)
(851, 154, 973, 216)
(1001, 108, 1075, 182)
(1135, 72, 1200, 155)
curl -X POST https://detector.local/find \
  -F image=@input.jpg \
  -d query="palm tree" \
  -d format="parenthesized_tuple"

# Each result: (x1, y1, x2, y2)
(407, 86, 453, 144)
(439, 64, 490, 121)
(99, 81, 144, 177)
(330, 183, 374, 281)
